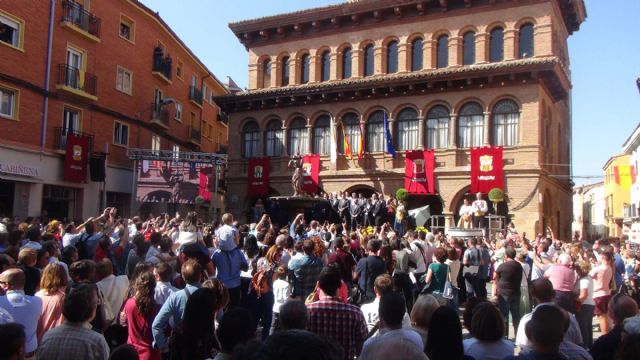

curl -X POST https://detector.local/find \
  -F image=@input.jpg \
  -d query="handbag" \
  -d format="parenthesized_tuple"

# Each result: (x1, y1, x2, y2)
(442, 264, 454, 300)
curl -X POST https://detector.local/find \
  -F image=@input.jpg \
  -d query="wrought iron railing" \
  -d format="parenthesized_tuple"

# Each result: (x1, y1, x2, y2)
(150, 103, 170, 127)
(189, 86, 203, 105)
(152, 47, 172, 80)
(61, 0, 101, 37)
(57, 64, 97, 96)
(53, 127, 94, 153)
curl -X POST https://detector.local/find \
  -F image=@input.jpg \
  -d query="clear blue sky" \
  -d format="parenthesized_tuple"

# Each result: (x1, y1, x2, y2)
(141, 0, 639, 185)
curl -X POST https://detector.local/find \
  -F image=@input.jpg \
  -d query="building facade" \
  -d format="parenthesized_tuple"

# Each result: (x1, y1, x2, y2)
(0, 0, 228, 220)
(622, 123, 640, 242)
(602, 154, 631, 238)
(215, 0, 586, 238)
(572, 182, 606, 242)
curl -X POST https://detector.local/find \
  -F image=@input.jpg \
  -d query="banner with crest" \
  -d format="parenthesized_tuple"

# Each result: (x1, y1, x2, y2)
(63, 132, 89, 183)
(404, 150, 435, 194)
(470, 146, 504, 193)
(302, 154, 320, 194)
(248, 158, 270, 196)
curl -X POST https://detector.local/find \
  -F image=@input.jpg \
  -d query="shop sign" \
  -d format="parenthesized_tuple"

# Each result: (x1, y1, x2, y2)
(0, 162, 40, 177)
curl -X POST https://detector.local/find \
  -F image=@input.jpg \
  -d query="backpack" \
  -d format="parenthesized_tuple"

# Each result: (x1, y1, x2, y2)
(76, 233, 92, 260)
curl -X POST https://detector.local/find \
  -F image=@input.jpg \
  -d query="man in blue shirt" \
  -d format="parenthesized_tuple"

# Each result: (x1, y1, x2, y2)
(0, 268, 42, 358)
(289, 239, 324, 300)
(152, 259, 203, 352)
(211, 243, 248, 309)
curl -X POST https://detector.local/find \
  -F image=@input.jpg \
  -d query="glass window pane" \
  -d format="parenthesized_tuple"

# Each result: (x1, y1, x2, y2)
(437, 35, 448, 68)
(289, 118, 308, 155)
(367, 111, 384, 152)
(387, 41, 398, 73)
(411, 38, 423, 71)
(321, 51, 331, 81)
(519, 24, 534, 58)
(396, 108, 419, 150)
(0, 15, 19, 46)
(262, 59, 271, 87)
(282, 57, 290, 86)
(313, 115, 330, 155)
(339, 113, 359, 154)
(364, 45, 374, 76)
(0, 88, 14, 117)
(492, 100, 519, 146)
(490, 27, 504, 62)
(458, 103, 484, 147)
(426, 106, 450, 149)
(463, 31, 476, 65)
(342, 48, 352, 79)
(301, 55, 310, 84)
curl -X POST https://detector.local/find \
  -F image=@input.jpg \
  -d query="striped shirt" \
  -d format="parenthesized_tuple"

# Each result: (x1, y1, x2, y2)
(307, 297, 367, 360)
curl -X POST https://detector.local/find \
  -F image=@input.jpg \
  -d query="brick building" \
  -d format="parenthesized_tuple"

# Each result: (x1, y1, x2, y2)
(215, 0, 586, 238)
(0, 0, 228, 220)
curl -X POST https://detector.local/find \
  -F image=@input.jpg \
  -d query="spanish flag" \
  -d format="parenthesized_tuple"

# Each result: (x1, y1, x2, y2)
(358, 123, 364, 161)
(614, 165, 636, 189)
(340, 122, 352, 160)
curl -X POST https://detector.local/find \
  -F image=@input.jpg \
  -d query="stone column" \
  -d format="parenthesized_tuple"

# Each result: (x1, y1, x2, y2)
(289, 58, 299, 85)
(483, 112, 491, 146)
(443, 212, 454, 233)
(423, 39, 434, 69)
(398, 42, 409, 72)
(269, 58, 277, 88)
(282, 126, 289, 157)
(374, 45, 384, 75)
(504, 29, 517, 60)
(448, 113, 457, 149)
(352, 49, 363, 78)
(248, 63, 259, 90)
(309, 55, 319, 83)
(449, 36, 461, 67)
(330, 52, 339, 80)
(306, 123, 313, 155)
(417, 115, 425, 149)
(476, 32, 488, 63)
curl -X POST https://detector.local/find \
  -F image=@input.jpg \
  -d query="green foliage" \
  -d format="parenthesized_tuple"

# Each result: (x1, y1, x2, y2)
(488, 188, 504, 203)
(395, 188, 409, 202)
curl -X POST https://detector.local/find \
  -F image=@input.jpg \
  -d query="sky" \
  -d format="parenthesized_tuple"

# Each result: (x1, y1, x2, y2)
(140, 0, 639, 185)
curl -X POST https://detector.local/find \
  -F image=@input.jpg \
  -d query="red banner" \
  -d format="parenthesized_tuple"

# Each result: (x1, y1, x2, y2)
(198, 166, 214, 201)
(470, 146, 504, 193)
(63, 133, 89, 183)
(404, 150, 435, 194)
(302, 154, 320, 194)
(248, 158, 270, 196)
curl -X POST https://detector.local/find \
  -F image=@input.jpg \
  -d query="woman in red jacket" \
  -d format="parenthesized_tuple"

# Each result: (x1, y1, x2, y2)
(123, 271, 160, 360)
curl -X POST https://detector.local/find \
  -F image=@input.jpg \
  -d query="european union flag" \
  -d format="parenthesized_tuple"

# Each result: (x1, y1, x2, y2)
(384, 112, 396, 158)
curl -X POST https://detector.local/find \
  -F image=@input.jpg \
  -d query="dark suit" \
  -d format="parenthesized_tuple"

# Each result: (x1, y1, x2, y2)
(371, 200, 385, 227)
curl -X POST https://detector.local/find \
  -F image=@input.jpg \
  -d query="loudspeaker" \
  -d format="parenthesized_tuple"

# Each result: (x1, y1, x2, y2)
(90, 157, 106, 182)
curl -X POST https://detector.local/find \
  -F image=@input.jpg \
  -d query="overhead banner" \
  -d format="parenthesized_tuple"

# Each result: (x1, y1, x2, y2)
(302, 154, 320, 194)
(470, 146, 504, 193)
(136, 161, 214, 204)
(248, 158, 270, 196)
(404, 150, 435, 194)
(63, 133, 89, 183)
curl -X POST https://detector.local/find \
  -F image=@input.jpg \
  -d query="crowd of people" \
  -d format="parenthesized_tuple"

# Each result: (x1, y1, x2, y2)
(1, 196, 640, 360)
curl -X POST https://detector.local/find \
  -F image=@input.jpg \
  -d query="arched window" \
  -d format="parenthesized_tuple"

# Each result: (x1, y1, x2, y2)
(411, 38, 423, 71)
(489, 27, 504, 62)
(457, 102, 484, 148)
(300, 54, 310, 84)
(242, 121, 260, 158)
(281, 56, 290, 86)
(264, 119, 284, 157)
(426, 106, 450, 149)
(288, 117, 308, 155)
(395, 108, 419, 151)
(518, 23, 534, 58)
(339, 113, 360, 154)
(313, 115, 331, 155)
(492, 99, 519, 146)
(387, 40, 398, 74)
(463, 31, 476, 65)
(436, 35, 448, 68)
(261, 58, 271, 88)
(367, 110, 385, 152)
(320, 50, 331, 82)
(342, 47, 352, 79)
(364, 44, 375, 77)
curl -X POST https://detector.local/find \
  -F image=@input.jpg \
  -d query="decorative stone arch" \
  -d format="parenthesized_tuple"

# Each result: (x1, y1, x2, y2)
(482, 21, 508, 34)
(238, 117, 261, 134)
(358, 40, 376, 77)
(256, 54, 274, 89)
(453, 97, 488, 114)
(335, 42, 354, 80)
(431, 30, 451, 68)
(294, 48, 311, 83)
(455, 25, 479, 38)
(381, 35, 400, 47)
(362, 106, 389, 124)
(309, 110, 333, 127)
(406, 32, 425, 44)
(335, 108, 361, 124)
(422, 100, 453, 117)
(430, 29, 451, 41)
(488, 95, 522, 113)
(515, 17, 538, 29)
(342, 184, 377, 198)
(284, 112, 308, 127)
(391, 103, 420, 119)
(448, 184, 471, 213)
(314, 46, 332, 81)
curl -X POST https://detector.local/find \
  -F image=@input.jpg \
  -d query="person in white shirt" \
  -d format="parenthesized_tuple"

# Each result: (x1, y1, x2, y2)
(515, 279, 583, 352)
(361, 274, 411, 334)
(271, 265, 292, 333)
(362, 292, 423, 353)
(153, 263, 177, 306)
(574, 260, 595, 348)
(215, 213, 240, 251)
(472, 192, 489, 230)
(458, 198, 475, 229)
(95, 259, 129, 326)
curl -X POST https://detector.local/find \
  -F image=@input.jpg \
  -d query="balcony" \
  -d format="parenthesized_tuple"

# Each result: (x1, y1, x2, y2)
(150, 103, 170, 130)
(152, 47, 172, 84)
(188, 127, 201, 146)
(217, 110, 229, 125)
(60, 0, 101, 42)
(189, 86, 203, 107)
(53, 127, 94, 154)
(56, 64, 98, 100)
